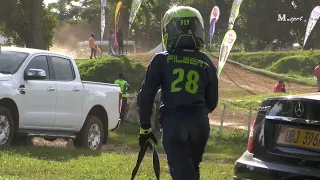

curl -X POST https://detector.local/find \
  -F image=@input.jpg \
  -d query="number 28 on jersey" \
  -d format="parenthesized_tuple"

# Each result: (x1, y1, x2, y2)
(171, 68, 199, 94)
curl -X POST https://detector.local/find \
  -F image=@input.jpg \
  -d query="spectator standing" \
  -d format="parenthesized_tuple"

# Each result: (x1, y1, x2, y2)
(114, 73, 131, 121)
(108, 30, 115, 56)
(89, 33, 97, 59)
(117, 28, 124, 55)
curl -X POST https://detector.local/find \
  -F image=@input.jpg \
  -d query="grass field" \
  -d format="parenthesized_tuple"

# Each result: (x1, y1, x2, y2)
(0, 123, 247, 180)
(217, 92, 287, 113)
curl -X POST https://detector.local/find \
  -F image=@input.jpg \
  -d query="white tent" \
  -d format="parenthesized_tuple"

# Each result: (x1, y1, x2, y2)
(0, 36, 8, 44)
(148, 43, 164, 53)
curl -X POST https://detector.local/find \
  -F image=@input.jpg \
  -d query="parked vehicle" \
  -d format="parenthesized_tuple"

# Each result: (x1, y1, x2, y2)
(0, 47, 121, 150)
(234, 93, 320, 179)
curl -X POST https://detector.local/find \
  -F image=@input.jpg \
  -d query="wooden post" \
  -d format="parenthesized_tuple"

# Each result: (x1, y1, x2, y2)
(219, 103, 227, 134)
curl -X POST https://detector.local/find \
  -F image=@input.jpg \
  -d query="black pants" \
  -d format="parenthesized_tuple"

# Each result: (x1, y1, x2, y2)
(90, 48, 96, 59)
(120, 97, 127, 121)
(118, 42, 124, 55)
(161, 113, 210, 180)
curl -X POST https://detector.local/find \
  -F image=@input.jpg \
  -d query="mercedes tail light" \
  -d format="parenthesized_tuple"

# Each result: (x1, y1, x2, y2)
(247, 117, 256, 153)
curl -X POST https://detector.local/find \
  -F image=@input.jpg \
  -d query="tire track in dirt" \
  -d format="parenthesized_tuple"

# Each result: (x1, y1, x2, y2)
(132, 52, 316, 129)
(132, 52, 316, 95)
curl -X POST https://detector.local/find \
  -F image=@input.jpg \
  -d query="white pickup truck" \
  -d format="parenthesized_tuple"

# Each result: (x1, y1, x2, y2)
(0, 47, 121, 150)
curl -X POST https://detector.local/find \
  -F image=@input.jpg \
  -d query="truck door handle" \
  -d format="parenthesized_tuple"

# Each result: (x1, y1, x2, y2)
(47, 87, 55, 91)
(72, 87, 80, 92)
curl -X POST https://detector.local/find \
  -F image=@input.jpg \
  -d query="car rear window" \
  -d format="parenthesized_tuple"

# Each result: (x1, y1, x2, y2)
(264, 99, 320, 120)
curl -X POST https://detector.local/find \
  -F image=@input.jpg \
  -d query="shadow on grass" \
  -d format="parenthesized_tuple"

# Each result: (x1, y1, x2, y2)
(0, 146, 102, 162)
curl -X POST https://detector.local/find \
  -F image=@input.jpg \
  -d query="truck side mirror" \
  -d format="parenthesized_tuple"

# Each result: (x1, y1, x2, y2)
(24, 68, 47, 80)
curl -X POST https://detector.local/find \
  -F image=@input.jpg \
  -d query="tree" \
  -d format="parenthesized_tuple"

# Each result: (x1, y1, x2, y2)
(48, 0, 83, 23)
(0, 0, 58, 49)
(26, 0, 46, 49)
(30, 0, 320, 52)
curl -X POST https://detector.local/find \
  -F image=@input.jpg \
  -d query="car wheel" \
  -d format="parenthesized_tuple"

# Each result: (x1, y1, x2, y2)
(0, 107, 14, 146)
(74, 116, 104, 150)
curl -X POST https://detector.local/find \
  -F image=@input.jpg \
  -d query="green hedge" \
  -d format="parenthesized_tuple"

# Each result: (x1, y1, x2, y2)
(228, 51, 301, 69)
(228, 51, 320, 77)
(268, 53, 320, 76)
(76, 57, 146, 92)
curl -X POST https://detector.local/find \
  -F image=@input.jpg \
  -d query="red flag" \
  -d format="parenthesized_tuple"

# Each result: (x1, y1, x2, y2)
(114, 2, 124, 48)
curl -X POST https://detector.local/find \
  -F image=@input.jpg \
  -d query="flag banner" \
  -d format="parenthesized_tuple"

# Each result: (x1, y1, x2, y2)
(97, 46, 102, 54)
(228, 0, 243, 29)
(303, 6, 320, 47)
(209, 6, 220, 49)
(126, 0, 143, 54)
(101, 0, 107, 43)
(115, 1, 123, 48)
(128, 0, 143, 30)
(217, 30, 237, 77)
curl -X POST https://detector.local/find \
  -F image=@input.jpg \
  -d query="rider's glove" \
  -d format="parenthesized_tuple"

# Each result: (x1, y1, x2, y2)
(139, 127, 157, 149)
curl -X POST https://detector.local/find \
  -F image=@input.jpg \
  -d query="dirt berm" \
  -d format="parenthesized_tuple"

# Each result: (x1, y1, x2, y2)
(130, 52, 316, 96)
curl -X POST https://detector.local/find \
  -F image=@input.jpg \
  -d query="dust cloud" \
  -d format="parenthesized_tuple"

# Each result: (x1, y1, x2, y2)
(50, 23, 92, 59)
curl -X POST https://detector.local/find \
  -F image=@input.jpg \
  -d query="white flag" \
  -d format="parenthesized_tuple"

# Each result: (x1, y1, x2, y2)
(217, 30, 237, 77)
(101, 0, 107, 42)
(303, 6, 320, 47)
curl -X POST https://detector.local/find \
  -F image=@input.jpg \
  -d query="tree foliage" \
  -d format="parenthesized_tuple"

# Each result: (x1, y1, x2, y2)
(1, 0, 320, 51)
(0, 0, 58, 49)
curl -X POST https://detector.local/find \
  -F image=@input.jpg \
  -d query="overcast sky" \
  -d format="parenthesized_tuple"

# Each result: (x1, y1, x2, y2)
(44, 0, 82, 7)
(44, 0, 59, 5)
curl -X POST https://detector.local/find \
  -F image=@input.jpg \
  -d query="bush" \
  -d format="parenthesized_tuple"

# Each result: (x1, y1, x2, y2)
(228, 51, 301, 69)
(228, 51, 320, 76)
(76, 56, 146, 92)
(268, 53, 320, 76)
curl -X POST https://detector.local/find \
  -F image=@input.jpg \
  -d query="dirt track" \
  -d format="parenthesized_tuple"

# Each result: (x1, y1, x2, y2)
(131, 52, 317, 129)
(131, 53, 316, 96)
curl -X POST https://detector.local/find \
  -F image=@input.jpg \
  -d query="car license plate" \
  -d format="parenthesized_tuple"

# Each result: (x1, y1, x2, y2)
(276, 125, 320, 151)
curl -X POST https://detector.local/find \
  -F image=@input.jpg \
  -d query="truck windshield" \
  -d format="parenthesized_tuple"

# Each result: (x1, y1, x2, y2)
(0, 51, 29, 74)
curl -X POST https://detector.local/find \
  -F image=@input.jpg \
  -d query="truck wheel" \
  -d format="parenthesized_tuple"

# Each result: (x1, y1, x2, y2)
(0, 107, 15, 146)
(74, 116, 104, 150)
